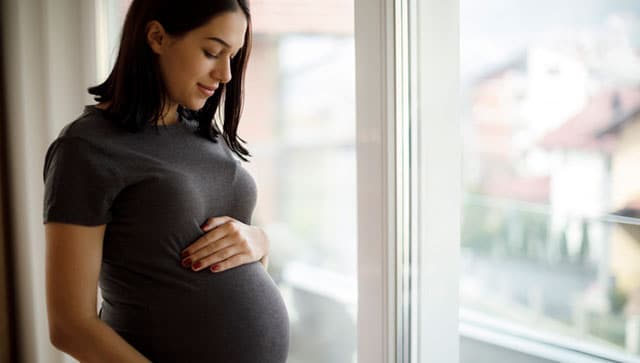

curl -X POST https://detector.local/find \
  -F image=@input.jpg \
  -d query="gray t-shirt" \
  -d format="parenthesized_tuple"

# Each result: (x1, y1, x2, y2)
(43, 105, 289, 362)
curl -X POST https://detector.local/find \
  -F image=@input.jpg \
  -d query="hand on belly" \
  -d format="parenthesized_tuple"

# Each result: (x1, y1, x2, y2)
(179, 215, 270, 273)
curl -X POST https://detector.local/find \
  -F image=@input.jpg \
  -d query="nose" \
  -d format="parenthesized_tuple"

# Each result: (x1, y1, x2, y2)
(211, 57, 232, 84)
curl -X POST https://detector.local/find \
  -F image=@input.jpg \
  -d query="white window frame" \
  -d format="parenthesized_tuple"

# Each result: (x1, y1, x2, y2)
(354, 0, 398, 361)
(414, 0, 461, 362)
(355, 1, 460, 362)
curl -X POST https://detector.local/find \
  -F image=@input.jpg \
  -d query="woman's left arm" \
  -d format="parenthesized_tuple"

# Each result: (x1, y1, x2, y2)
(180, 216, 270, 273)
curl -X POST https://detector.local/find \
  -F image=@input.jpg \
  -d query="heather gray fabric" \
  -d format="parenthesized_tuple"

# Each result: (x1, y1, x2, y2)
(43, 105, 290, 362)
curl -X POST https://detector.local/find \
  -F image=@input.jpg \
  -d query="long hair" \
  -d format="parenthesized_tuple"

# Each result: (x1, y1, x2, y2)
(88, 0, 253, 162)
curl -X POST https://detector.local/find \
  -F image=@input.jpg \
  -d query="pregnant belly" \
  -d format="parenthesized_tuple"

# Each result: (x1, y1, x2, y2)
(102, 262, 290, 363)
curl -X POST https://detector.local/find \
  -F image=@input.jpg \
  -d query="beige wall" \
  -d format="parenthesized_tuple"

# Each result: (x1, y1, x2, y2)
(611, 116, 640, 208)
(610, 115, 640, 293)
(610, 227, 640, 293)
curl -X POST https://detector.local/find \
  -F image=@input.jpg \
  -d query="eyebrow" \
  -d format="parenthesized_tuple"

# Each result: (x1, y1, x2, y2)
(206, 37, 232, 49)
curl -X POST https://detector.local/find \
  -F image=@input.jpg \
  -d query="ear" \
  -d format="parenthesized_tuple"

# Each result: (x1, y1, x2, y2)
(146, 20, 168, 55)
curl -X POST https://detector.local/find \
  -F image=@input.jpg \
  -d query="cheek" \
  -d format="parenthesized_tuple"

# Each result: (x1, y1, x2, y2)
(160, 55, 197, 97)
(176, 55, 210, 90)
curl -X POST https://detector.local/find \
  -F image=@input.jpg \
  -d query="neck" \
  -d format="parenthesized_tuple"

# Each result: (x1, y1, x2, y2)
(159, 103, 179, 126)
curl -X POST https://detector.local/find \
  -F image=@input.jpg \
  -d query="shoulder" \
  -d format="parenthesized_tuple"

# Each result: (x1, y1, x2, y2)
(56, 105, 124, 146)
(44, 106, 126, 173)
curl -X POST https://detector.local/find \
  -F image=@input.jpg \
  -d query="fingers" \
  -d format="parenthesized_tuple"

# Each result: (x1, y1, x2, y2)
(181, 223, 230, 259)
(185, 242, 248, 273)
(182, 236, 233, 269)
(207, 254, 248, 273)
(180, 217, 255, 273)
(201, 216, 234, 232)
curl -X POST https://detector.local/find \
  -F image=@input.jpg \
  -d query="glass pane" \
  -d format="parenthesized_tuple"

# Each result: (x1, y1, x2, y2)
(244, 4, 357, 361)
(461, 0, 640, 359)
(99, 2, 357, 362)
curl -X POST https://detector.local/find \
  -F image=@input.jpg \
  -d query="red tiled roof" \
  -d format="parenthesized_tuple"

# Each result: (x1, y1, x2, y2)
(539, 89, 640, 152)
(482, 175, 550, 203)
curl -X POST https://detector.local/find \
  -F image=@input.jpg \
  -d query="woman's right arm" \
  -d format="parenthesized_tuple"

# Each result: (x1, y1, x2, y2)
(45, 222, 151, 363)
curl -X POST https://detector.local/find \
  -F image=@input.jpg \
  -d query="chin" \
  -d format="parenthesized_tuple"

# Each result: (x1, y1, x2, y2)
(183, 99, 208, 111)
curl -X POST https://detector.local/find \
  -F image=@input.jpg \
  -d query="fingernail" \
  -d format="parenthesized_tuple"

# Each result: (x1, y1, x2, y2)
(182, 258, 192, 268)
(181, 250, 189, 258)
(192, 261, 202, 270)
(211, 264, 220, 272)
(200, 222, 208, 230)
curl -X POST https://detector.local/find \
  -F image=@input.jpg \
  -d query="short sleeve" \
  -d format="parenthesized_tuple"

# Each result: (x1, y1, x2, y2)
(43, 136, 123, 226)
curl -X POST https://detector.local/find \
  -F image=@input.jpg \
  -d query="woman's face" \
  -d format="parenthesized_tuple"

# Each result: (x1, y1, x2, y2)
(148, 10, 247, 111)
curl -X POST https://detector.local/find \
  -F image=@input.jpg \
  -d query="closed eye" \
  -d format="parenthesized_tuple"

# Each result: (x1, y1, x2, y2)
(203, 50, 218, 59)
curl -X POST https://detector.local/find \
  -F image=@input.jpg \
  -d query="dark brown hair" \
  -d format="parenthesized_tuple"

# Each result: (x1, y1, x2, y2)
(88, 0, 253, 161)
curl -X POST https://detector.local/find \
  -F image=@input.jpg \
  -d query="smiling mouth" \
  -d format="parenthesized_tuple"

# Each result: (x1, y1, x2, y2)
(197, 83, 218, 95)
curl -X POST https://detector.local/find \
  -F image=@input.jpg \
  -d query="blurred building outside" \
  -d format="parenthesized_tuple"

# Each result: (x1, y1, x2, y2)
(461, 11, 640, 355)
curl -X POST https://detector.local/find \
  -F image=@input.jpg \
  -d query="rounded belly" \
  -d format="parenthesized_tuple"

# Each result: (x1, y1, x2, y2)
(147, 261, 290, 362)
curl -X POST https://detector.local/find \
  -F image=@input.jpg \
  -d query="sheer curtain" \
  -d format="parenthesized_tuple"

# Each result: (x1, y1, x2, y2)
(2, 0, 97, 362)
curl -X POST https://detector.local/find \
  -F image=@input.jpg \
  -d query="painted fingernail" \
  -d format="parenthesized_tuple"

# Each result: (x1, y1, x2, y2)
(200, 222, 208, 230)
(192, 261, 202, 270)
(182, 258, 192, 268)
(211, 264, 220, 272)
(181, 250, 189, 258)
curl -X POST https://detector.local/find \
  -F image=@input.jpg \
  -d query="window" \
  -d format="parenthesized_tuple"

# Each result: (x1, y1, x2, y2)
(460, 1, 640, 361)
(242, 3, 357, 362)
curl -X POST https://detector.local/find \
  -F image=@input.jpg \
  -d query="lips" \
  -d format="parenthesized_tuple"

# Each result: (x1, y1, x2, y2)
(197, 83, 218, 96)
(199, 83, 217, 91)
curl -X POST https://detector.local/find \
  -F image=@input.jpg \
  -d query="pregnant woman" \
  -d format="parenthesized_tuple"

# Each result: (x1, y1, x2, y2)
(42, 0, 290, 361)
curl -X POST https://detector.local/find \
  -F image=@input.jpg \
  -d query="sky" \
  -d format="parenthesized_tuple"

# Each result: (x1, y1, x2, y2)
(461, 0, 640, 82)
